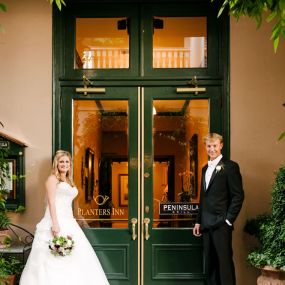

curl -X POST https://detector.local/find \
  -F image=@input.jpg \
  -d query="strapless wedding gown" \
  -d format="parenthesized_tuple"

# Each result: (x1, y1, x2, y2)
(20, 182, 109, 285)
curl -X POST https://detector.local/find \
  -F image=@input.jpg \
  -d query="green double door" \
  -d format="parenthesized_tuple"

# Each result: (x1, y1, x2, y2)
(59, 85, 222, 285)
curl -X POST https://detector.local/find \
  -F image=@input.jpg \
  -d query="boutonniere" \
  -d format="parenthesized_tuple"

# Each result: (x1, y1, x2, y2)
(215, 164, 224, 173)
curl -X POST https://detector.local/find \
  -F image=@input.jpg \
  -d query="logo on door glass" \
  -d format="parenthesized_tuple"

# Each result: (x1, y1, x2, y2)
(93, 195, 109, 206)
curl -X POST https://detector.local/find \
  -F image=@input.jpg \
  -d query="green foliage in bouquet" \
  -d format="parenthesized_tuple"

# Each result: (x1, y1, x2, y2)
(49, 235, 75, 257)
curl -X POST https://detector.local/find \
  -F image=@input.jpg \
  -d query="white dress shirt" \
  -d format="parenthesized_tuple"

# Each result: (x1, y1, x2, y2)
(205, 154, 223, 189)
(205, 154, 232, 226)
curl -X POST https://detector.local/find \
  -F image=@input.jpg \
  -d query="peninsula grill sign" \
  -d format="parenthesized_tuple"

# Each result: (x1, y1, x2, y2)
(159, 202, 199, 215)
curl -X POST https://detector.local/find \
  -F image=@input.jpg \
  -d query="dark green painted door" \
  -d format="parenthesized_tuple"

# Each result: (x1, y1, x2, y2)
(60, 86, 139, 285)
(142, 86, 222, 284)
(59, 85, 221, 284)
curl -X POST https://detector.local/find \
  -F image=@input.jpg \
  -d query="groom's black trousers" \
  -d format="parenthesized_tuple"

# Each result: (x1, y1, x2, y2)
(202, 223, 236, 285)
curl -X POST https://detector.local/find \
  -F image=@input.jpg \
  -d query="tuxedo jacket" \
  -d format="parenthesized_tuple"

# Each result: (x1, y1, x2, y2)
(196, 157, 244, 230)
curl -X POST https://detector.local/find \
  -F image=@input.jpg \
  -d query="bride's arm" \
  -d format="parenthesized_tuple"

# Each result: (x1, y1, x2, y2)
(46, 175, 60, 236)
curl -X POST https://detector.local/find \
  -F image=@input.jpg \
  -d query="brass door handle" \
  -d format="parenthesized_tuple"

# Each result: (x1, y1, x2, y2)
(131, 218, 138, 240)
(144, 218, 150, 240)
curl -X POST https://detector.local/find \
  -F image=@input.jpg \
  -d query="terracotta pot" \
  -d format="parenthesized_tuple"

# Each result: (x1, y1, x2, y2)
(0, 275, 16, 285)
(257, 266, 285, 285)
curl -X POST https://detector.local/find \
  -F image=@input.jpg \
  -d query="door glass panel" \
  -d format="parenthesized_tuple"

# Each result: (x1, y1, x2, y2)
(153, 17, 207, 68)
(152, 100, 209, 228)
(73, 100, 129, 228)
(75, 18, 129, 69)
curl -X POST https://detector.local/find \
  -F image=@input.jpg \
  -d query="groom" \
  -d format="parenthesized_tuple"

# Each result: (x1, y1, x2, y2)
(193, 133, 244, 285)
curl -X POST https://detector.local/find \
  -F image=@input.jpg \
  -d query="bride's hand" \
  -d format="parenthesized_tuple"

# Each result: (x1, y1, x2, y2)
(51, 224, 60, 237)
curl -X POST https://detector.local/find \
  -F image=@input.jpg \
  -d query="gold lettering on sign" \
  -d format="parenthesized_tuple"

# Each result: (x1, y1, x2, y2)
(77, 207, 125, 216)
(112, 208, 125, 215)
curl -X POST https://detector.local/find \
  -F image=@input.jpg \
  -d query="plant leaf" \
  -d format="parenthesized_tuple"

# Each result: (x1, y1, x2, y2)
(0, 3, 7, 12)
(255, 15, 263, 29)
(279, 0, 285, 11)
(273, 34, 280, 52)
(271, 22, 281, 40)
(266, 11, 277, 23)
(55, 0, 62, 11)
(278, 131, 285, 141)
(217, 1, 228, 18)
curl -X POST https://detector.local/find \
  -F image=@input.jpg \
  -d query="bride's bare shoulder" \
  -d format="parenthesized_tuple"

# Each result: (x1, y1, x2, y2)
(45, 175, 58, 187)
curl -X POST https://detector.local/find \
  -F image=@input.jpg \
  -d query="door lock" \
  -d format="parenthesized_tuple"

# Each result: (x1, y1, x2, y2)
(144, 172, 150, 178)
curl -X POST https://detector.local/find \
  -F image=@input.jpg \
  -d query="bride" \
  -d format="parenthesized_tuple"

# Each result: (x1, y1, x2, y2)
(20, 150, 110, 285)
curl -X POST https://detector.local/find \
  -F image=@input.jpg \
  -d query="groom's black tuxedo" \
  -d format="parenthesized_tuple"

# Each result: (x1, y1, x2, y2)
(196, 157, 244, 285)
(197, 157, 244, 230)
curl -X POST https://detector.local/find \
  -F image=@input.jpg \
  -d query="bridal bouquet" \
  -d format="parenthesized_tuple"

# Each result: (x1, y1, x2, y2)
(49, 235, 75, 257)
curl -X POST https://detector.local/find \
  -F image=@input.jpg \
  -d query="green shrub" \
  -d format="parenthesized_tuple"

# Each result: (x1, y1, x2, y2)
(0, 255, 23, 284)
(244, 166, 285, 270)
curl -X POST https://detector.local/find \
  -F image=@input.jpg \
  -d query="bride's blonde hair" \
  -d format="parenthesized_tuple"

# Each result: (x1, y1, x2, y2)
(52, 150, 75, 186)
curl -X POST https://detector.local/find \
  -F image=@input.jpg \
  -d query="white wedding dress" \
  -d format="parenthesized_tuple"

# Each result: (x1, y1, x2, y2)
(20, 182, 110, 285)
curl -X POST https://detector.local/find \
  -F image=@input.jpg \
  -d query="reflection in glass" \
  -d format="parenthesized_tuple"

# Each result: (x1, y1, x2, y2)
(75, 18, 129, 69)
(153, 17, 207, 68)
(153, 100, 209, 228)
(73, 100, 129, 228)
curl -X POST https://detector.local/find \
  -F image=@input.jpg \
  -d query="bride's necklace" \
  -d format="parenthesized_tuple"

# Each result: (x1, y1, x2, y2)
(59, 175, 67, 182)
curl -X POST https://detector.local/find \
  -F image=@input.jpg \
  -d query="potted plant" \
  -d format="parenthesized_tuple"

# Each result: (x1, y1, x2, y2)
(0, 255, 23, 285)
(244, 166, 285, 284)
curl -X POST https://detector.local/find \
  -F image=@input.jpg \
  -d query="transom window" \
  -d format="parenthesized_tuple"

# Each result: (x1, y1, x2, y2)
(153, 17, 207, 68)
(75, 18, 130, 69)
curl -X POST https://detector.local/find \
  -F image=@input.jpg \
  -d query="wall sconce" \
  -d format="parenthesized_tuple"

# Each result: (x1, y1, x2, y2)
(153, 18, 164, 34)
(117, 18, 129, 34)
(153, 18, 164, 29)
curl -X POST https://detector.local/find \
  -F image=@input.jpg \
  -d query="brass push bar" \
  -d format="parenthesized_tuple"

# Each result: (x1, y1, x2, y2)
(76, 75, 105, 95)
(76, 87, 106, 95)
(176, 76, 206, 95)
(176, 87, 206, 94)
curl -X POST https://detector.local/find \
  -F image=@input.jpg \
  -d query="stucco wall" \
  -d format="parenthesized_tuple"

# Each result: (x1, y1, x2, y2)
(230, 17, 285, 285)
(0, 0, 52, 231)
(0, 2, 285, 284)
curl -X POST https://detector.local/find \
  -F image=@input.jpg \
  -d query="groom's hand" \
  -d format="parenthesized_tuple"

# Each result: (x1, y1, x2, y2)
(193, 223, 202, 237)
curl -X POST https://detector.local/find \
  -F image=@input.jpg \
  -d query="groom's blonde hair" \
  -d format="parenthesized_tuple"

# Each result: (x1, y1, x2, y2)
(203, 133, 223, 144)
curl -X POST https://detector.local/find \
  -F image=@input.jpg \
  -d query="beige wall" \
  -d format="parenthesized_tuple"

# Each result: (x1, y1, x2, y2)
(230, 17, 285, 285)
(0, 0, 52, 231)
(1, 2, 285, 284)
